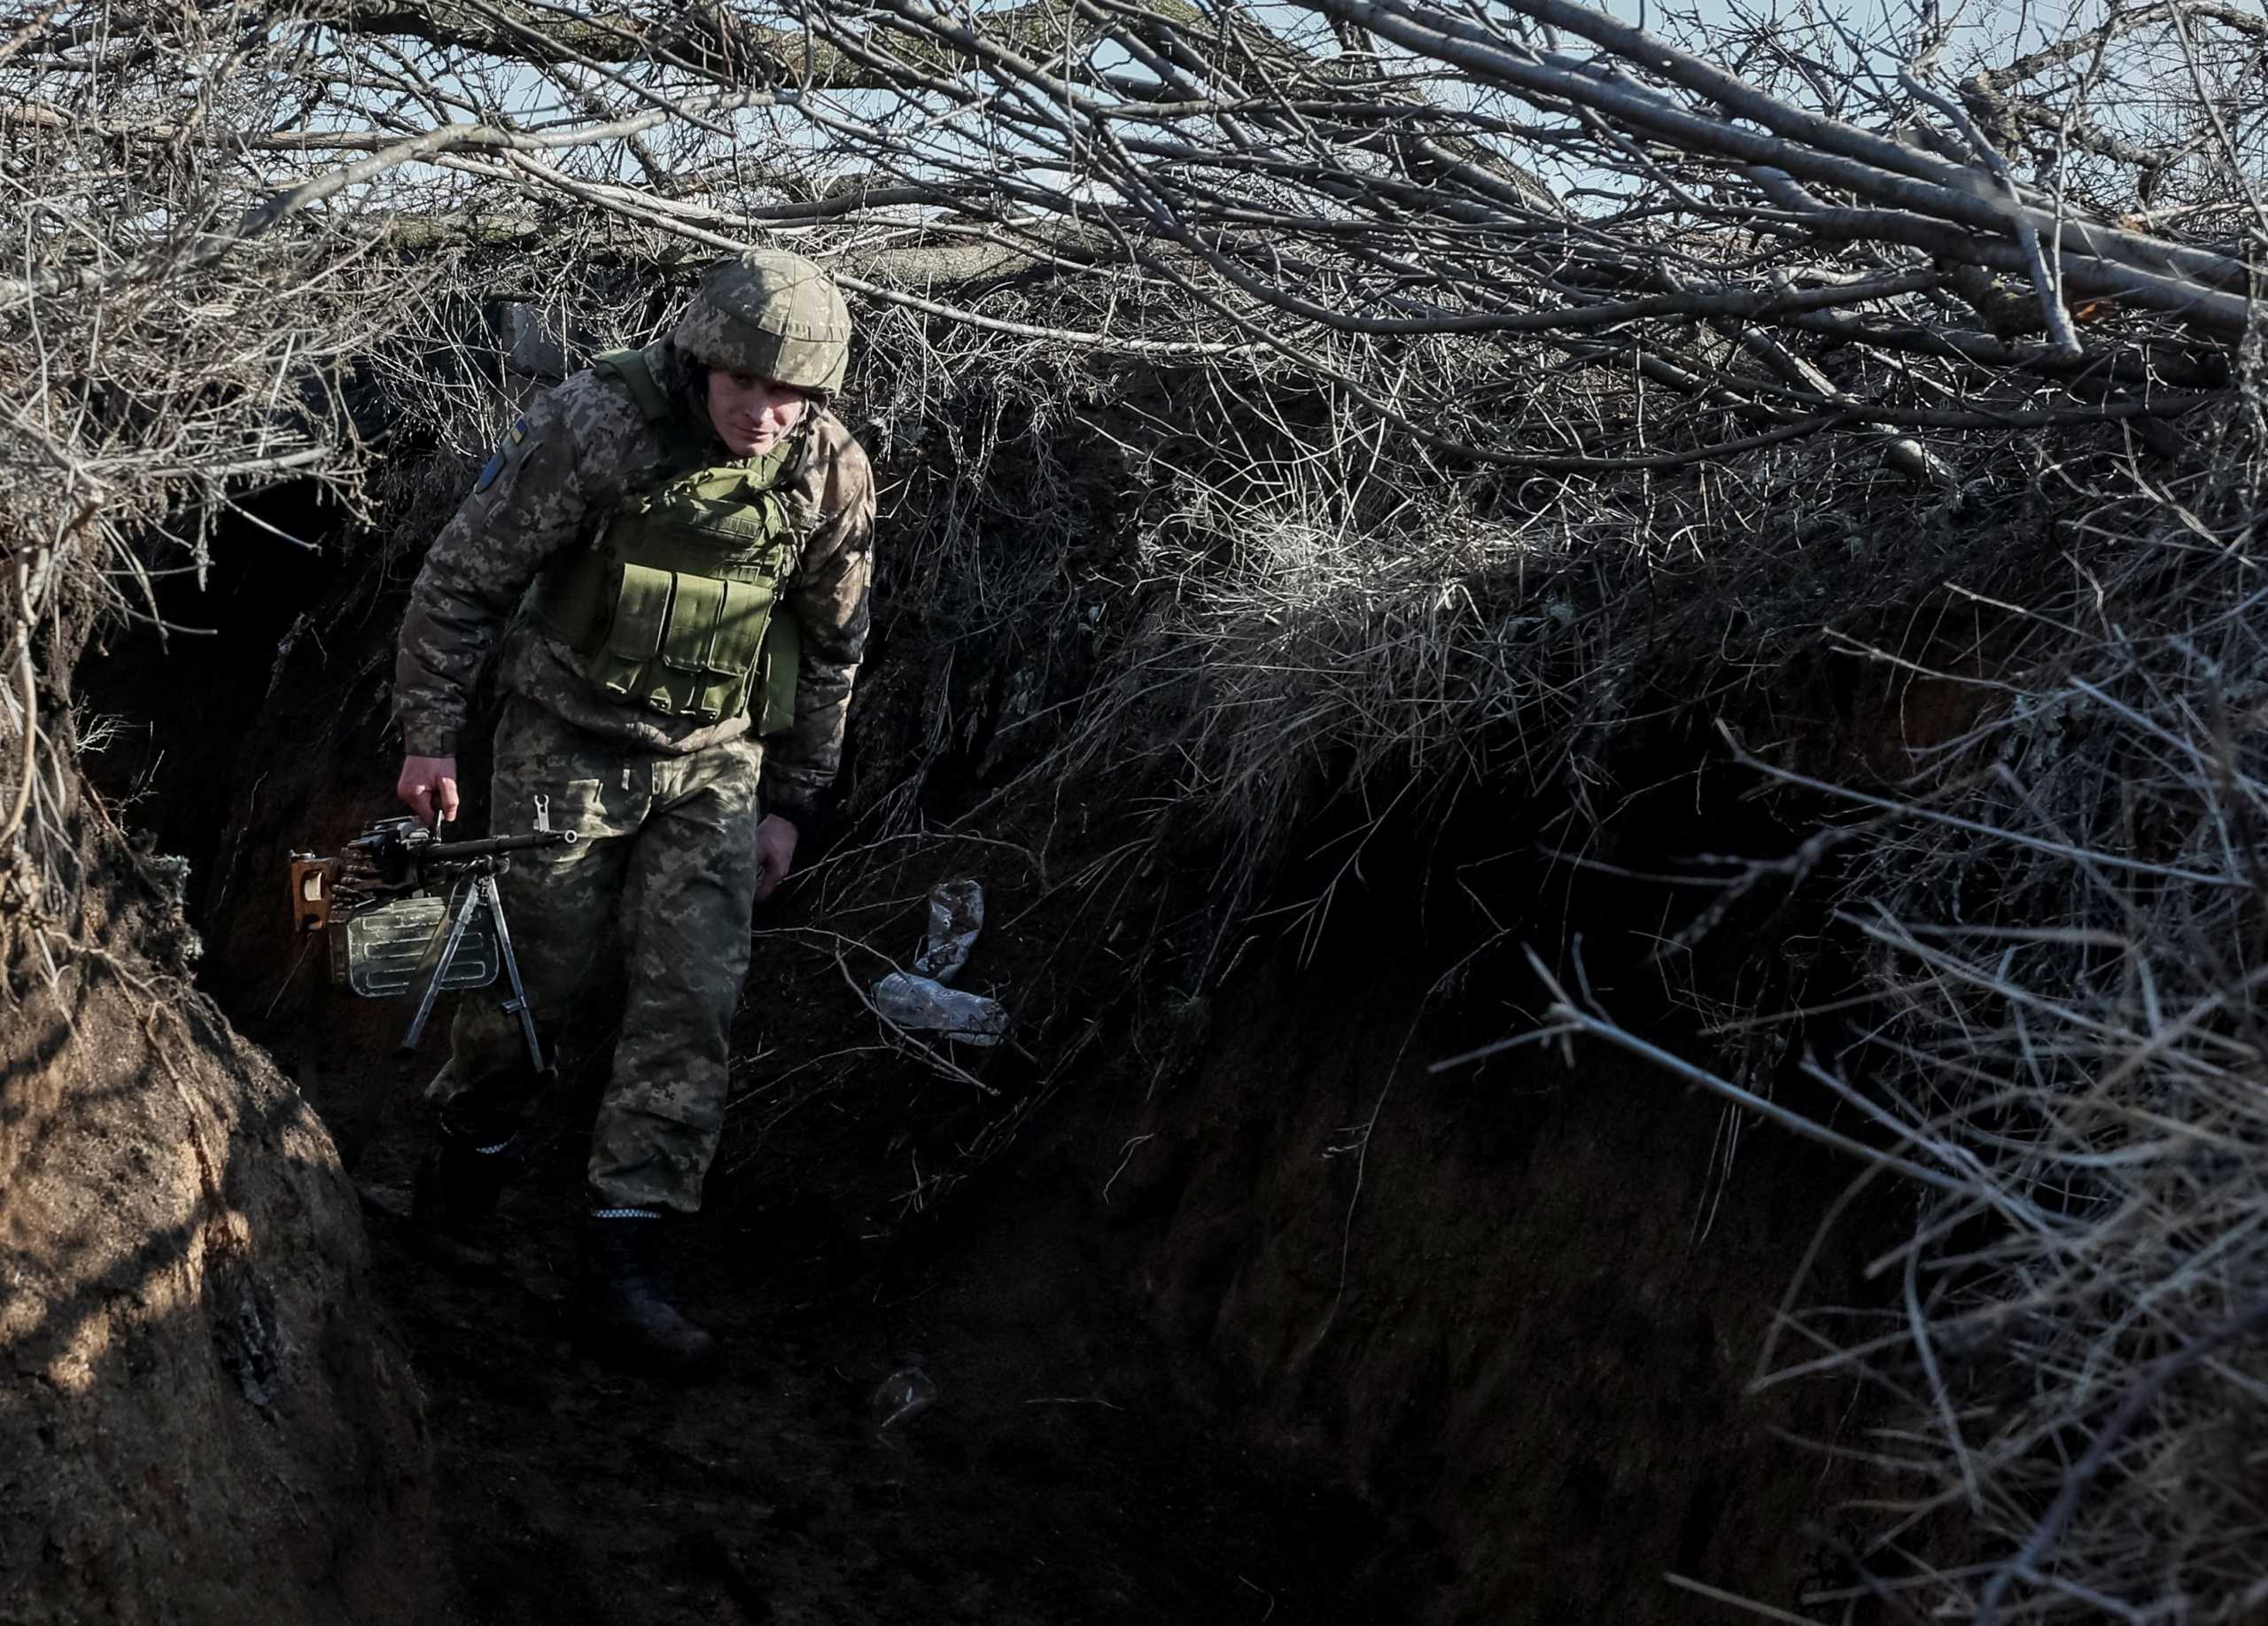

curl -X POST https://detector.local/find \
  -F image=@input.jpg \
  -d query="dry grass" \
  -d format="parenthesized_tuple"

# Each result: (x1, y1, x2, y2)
(1754, 465, 2268, 1622)
(1453, 411, 2268, 1621)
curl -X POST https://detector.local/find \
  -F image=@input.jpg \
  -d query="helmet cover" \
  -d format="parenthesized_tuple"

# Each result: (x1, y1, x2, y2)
(672, 250, 851, 395)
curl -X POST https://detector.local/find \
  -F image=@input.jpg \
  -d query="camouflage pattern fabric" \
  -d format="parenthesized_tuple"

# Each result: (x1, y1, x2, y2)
(394, 337, 874, 825)
(429, 696, 765, 1213)
(400, 337, 874, 1211)
(672, 252, 851, 395)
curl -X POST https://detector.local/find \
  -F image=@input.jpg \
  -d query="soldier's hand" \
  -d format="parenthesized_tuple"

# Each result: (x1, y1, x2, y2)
(754, 813, 799, 902)
(397, 754, 461, 829)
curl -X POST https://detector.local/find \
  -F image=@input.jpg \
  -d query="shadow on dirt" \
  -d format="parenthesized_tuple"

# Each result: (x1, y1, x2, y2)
(340, 1068, 1415, 1625)
(1, 863, 434, 1626)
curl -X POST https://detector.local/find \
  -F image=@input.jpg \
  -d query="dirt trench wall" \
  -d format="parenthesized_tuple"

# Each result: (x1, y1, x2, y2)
(1060, 935, 1863, 1624)
(0, 847, 438, 1625)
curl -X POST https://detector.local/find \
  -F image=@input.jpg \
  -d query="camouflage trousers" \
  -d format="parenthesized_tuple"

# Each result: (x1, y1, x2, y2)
(427, 695, 765, 1214)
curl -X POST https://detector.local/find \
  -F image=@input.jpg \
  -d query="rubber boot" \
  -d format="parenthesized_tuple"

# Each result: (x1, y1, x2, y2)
(581, 1210, 718, 1377)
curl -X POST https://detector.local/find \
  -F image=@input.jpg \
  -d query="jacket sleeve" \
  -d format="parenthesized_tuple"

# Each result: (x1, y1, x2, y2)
(762, 430, 875, 823)
(392, 385, 604, 757)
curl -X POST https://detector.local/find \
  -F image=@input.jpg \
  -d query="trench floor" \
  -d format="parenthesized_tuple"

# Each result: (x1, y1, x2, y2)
(348, 1105, 1410, 1626)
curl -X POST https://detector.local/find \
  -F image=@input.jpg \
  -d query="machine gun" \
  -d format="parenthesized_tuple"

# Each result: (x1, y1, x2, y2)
(289, 806, 576, 1070)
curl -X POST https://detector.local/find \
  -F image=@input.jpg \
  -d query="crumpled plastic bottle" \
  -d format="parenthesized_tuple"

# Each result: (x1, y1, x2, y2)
(872, 972, 1008, 1045)
(910, 880, 983, 981)
(871, 879, 1007, 1045)
(867, 1351, 937, 1431)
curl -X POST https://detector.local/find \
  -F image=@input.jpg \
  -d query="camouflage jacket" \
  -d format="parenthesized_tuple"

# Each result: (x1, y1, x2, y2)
(394, 339, 874, 823)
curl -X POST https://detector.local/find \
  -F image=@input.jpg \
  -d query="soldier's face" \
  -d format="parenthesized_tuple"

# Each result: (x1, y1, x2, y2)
(706, 370, 812, 456)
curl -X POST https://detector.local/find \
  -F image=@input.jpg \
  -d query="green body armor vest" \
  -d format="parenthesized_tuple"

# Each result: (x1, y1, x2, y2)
(529, 349, 804, 733)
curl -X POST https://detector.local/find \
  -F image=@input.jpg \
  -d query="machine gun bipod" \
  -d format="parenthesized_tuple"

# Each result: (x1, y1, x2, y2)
(290, 811, 577, 1070)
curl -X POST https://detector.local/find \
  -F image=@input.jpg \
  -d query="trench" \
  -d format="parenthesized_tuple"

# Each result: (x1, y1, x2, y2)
(75, 481, 1889, 1626)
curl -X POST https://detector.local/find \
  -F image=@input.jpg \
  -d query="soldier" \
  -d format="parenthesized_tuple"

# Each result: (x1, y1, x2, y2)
(391, 251, 874, 1373)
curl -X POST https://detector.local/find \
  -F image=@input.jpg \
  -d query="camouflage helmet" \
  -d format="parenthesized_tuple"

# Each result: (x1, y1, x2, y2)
(672, 250, 851, 395)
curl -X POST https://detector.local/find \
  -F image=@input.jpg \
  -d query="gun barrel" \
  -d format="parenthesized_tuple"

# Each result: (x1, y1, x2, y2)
(419, 829, 578, 864)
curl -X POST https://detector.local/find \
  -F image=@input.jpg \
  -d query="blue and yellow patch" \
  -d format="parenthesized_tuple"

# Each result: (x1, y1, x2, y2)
(474, 416, 532, 493)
